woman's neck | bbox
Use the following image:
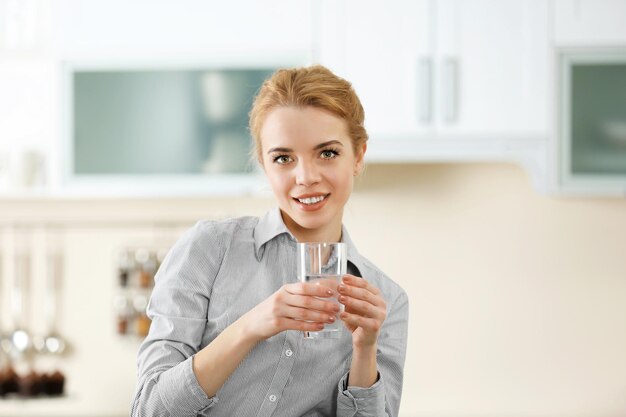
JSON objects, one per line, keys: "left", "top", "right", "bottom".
{"left": 280, "top": 210, "right": 342, "bottom": 243}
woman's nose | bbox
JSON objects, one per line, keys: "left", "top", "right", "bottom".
{"left": 295, "top": 160, "right": 321, "bottom": 186}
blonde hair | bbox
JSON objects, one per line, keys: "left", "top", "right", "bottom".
{"left": 249, "top": 65, "right": 368, "bottom": 163}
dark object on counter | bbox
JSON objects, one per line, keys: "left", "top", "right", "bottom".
{"left": 0, "top": 368, "right": 6, "bottom": 396}
{"left": 42, "top": 370, "right": 65, "bottom": 396}
{"left": 18, "top": 370, "right": 42, "bottom": 397}
{"left": 0, "top": 368, "right": 65, "bottom": 398}
{"left": 39, "top": 372, "right": 50, "bottom": 394}
{"left": 0, "top": 366, "right": 19, "bottom": 396}
{"left": 119, "top": 268, "right": 129, "bottom": 287}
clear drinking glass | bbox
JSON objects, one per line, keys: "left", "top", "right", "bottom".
{"left": 297, "top": 242, "right": 347, "bottom": 339}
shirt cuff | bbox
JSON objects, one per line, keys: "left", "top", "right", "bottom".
{"left": 157, "top": 355, "right": 218, "bottom": 415}
{"left": 336, "top": 372, "right": 385, "bottom": 417}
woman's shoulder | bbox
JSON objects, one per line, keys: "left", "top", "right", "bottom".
{"left": 168, "top": 215, "right": 260, "bottom": 260}
{"left": 183, "top": 215, "right": 260, "bottom": 241}
{"left": 192, "top": 215, "right": 259, "bottom": 236}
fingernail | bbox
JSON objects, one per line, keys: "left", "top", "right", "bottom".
{"left": 338, "top": 284, "right": 345, "bottom": 292}
{"left": 328, "top": 316, "right": 335, "bottom": 323}
{"left": 326, "top": 289, "right": 333, "bottom": 295}
{"left": 339, "top": 295, "right": 346, "bottom": 303}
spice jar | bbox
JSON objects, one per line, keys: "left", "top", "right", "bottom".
{"left": 113, "top": 295, "right": 133, "bottom": 335}
{"left": 133, "top": 294, "right": 151, "bottom": 337}
{"left": 136, "top": 314, "right": 151, "bottom": 337}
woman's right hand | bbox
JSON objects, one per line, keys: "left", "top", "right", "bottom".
{"left": 242, "top": 283, "right": 341, "bottom": 341}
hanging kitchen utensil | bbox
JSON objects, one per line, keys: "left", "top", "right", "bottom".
{"left": 0, "top": 248, "right": 11, "bottom": 361}
{"left": 7, "top": 253, "right": 33, "bottom": 360}
{"left": 34, "top": 252, "right": 66, "bottom": 355}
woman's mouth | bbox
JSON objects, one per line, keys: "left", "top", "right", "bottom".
{"left": 292, "top": 193, "right": 330, "bottom": 211}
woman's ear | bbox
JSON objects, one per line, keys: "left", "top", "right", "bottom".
{"left": 354, "top": 143, "right": 367, "bottom": 176}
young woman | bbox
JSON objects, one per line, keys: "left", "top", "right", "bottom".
{"left": 132, "top": 65, "right": 409, "bottom": 417}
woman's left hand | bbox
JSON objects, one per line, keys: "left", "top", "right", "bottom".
{"left": 338, "top": 274, "right": 387, "bottom": 348}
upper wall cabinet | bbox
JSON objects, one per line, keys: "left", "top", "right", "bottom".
{"left": 554, "top": 0, "right": 626, "bottom": 46}
{"left": 57, "top": 0, "right": 312, "bottom": 61}
{"left": 317, "top": 0, "right": 549, "bottom": 170}
{"left": 318, "top": 0, "right": 433, "bottom": 138}
{"left": 551, "top": 1, "right": 626, "bottom": 196}
{"left": 1, "top": 1, "right": 314, "bottom": 199}
{"left": 433, "top": 0, "right": 548, "bottom": 137}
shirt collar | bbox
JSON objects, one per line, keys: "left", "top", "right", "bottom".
{"left": 253, "top": 207, "right": 365, "bottom": 276}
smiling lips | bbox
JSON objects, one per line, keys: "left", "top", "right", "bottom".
{"left": 293, "top": 193, "right": 330, "bottom": 211}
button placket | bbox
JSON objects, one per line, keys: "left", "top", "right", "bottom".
{"left": 255, "top": 243, "right": 302, "bottom": 416}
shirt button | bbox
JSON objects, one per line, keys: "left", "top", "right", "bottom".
{"left": 269, "top": 394, "right": 277, "bottom": 402}
{"left": 285, "top": 349, "right": 293, "bottom": 357}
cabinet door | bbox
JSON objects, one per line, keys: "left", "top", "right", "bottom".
{"left": 58, "top": 0, "right": 312, "bottom": 58}
{"left": 554, "top": 0, "right": 626, "bottom": 46}
{"left": 560, "top": 51, "right": 626, "bottom": 192}
{"left": 335, "top": 0, "right": 433, "bottom": 138}
{"left": 435, "top": 0, "right": 549, "bottom": 136}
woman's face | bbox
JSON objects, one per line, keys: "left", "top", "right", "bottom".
{"left": 260, "top": 106, "right": 365, "bottom": 242}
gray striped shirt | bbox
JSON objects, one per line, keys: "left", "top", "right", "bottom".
{"left": 132, "top": 207, "right": 408, "bottom": 417}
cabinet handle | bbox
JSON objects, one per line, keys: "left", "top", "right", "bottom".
{"left": 442, "top": 57, "right": 459, "bottom": 124}
{"left": 418, "top": 57, "right": 433, "bottom": 124}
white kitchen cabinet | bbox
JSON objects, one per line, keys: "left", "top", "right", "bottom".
{"left": 329, "top": 0, "right": 433, "bottom": 137}
{"left": 554, "top": 0, "right": 626, "bottom": 46}
{"left": 434, "top": 0, "right": 548, "bottom": 136}
{"left": 1, "top": 1, "right": 560, "bottom": 198}
{"left": 1, "top": 1, "right": 314, "bottom": 199}
{"left": 317, "top": 0, "right": 549, "bottom": 170}
{"left": 551, "top": 48, "right": 626, "bottom": 196}
{"left": 549, "top": 1, "right": 626, "bottom": 196}
{"left": 57, "top": 0, "right": 312, "bottom": 61}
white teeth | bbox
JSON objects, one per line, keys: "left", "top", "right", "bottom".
{"left": 298, "top": 195, "right": 326, "bottom": 205}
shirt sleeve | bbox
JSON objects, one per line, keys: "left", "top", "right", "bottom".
{"left": 336, "top": 289, "right": 409, "bottom": 417}
{"left": 131, "top": 221, "right": 226, "bottom": 417}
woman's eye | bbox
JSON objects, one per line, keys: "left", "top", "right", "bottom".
{"left": 273, "top": 155, "right": 292, "bottom": 165}
{"left": 320, "top": 149, "right": 339, "bottom": 159}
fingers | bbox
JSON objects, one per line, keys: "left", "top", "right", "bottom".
{"left": 280, "top": 305, "right": 337, "bottom": 325}
{"left": 338, "top": 284, "right": 384, "bottom": 309}
{"left": 287, "top": 294, "right": 340, "bottom": 314}
{"left": 341, "top": 275, "right": 382, "bottom": 299}
{"left": 285, "top": 281, "right": 337, "bottom": 298}
{"left": 338, "top": 294, "right": 385, "bottom": 321}
{"left": 339, "top": 311, "right": 382, "bottom": 334}
{"left": 278, "top": 288, "right": 339, "bottom": 314}
{"left": 337, "top": 275, "right": 386, "bottom": 336}
{"left": 273, "top": 295, "right": 337, "bottom": 333}
{"left": 277, "top": 317, "right": 326, "bottom": 333}
{"left": 338, "top": 276, "right": 386, "bottom": 313}
{"left": 282, "top": 283, "right": 340, "bottom": 314}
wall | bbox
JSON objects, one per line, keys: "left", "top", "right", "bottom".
{"left": 1, "top": 162, "right": 626, "bottom": 417}
{"left": 349, "top": 163, "right": 626, "bottom": 417}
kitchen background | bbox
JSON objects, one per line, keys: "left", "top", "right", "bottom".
{"left": 1, "top": 1, "right": 626, "bottom": 417}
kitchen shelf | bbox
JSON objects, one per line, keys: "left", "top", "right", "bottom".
{"left": 0, "top": 393, "right": 85, "bottom": 417}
